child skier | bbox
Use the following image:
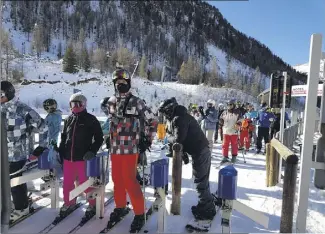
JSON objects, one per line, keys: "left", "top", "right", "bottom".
{"left": 58, "top": 93, "right": 103, "bottom": 218}
{"left": 1, "top": 81, "right": 48, "bottom": 223}
{"left": 219, "top": 99, "right": 241, "bottom": 163}
{"left": 238, "top": 118, "right": 254, "bottom": 151}
{"left": 104, "top": 68, "right": 157, "bottom": 232}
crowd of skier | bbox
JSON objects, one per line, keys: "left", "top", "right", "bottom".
{"left": 1, "top": 66, "right": 291, "bottom": 232}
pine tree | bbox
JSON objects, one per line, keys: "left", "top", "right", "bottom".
{"left": 32, "top": 24, "right": 44, "bottom": 58}
{"left": 139, "top": 55, "right": 147, "bottom": 78}
{"left": 63, "top": 46, "right": 78, "bottom": 73}
{"left": 82, "top": 48, "right": 91, "bottom": 72}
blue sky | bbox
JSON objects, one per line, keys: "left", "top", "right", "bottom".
{"left": 208, "top": 0, "right": 325, "bottom": 66}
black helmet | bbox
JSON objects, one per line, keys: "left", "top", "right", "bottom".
{"left": 1, "top": 81, "right": 15, "bottom": 101}
{"left": 158, "top": 97, "right": 178, "bottom": 118}
{"left": 100, "top": 97, "right": 110, "bottom": 115}
{"left": 43, "top": 98, "right": 57, "bottom": 112}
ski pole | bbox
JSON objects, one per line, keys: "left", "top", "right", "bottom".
{"left": 130, "top": 61, "right": 139, "bottom": 79}
{"left": 142, "top": 151, "right": 146, "bottom": 224}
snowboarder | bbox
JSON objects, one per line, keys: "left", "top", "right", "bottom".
{"left": 105, "top": 68, "right": 157, "bottom": 232}
{"left": 58, "top": 93, "right": 104, "bottom": 218}
{"left": 1, "top": 81, "right": 48, "bottom": 223}
{"left": 158, "top": 97, "right": 216, "bottom": 221}
{"left": 203, "top": 100, "right": 218, "bottom": 150}
{"left": 219, "top": 99, "right": 241, "bottom": 163}
{"left": 215, "top": 103, "right": 225, "bottom": 143}
{"left": 256, "top": 103, "right": 275, "bottom": 154}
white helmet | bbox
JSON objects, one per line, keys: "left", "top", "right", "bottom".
{"left": 218, "top": 103, "right": 224, "bottom": 110}
{"left": 207, "top": 99, "right": 216, "bottom": 107}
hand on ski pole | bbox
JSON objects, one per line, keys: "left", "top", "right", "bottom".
{"left": 32, "top": 146, "right": 47, "bottom": 157}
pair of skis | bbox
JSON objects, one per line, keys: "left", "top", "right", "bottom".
{"left": 10, "top": 192, "right": 51, "bottom": 228}
{"left": 99, "top": 198, "right": 162, "bottom": 233}
{"left": 39, "top": 196, "right": 115, "bottom": 234}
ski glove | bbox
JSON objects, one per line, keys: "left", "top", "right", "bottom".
{"left": 83, "top": 151, "right": 96, "bottom": 161}
{"left": 32, "top": 146, "right": 47, "bottom": 157}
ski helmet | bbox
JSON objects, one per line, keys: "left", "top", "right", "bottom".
{"left": 218, "top": 103, "right": 224, "bottom": 110}
{"left": 226, "top": 99, "right": 236, "bottom": 109}
{"left": 112, "top": 68, "right": 131, "bottom": 93}
{"left": 1, "top": 81, "right": 15, "bottom": 101}
{"left": 43, "top": 98, "right": 57, "bottom": 113}
{"left": 207, "top": 99, "right": 216, "bottom": 107}
{"left": 69, "top": 93, "right": 87, "bottom": 114}
{"left": 158, "top": 97, "right": 178, "bottom": 119}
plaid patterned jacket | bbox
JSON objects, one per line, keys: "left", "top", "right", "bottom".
{"left": 109, "top": 93, "right": 157, "bottom": 155}
{"left": 1, "top": 98, "right": 48, "bottom": 162}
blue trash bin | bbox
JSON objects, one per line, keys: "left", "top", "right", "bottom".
{"left": 150, "top": 158, "right": 169, "bottom": 188}
{"left": 218, "top": 165, "right": 238, "bottom": 200}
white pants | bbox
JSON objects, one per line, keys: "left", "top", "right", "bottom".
{"left": 205, "top": 130, "right": 215, "bottom": 151}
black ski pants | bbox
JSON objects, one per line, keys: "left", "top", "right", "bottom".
{"left": 10, "top": 159, "right": 29, "bottom": 210}
{"left": 256, "top": 127, "right": 270, "bottom": 151}
{"left": 191, "top": 147, "right": 214, "bottom": 208}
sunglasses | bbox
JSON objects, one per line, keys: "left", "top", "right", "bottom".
{"left": 70, "top": 101, "right": 83, "bottom": 108}
{"left": 44, "top": 104, "right": 56, "bottom": 111}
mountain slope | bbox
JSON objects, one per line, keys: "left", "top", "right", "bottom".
{"left": 294, "top": 52, "right": 325, "bottom": 80}
{"left": 2, "top": 0, "right": 306, "bottom": 87}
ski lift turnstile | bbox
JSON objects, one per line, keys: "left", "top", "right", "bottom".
{"left": 69, "top": 151, "right": 108, "bottom": 219}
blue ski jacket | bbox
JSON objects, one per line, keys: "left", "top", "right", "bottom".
{"left": 258, "top": 108, "right": 275, "bottom": 128}
{"left": 44, "top": 110, "right": 62, "bottom": 144}
{"left": 101, "top": 118, "right": 110, "bottom": 136}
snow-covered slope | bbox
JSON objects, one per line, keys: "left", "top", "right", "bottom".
{"left": 294, "top": 52, "right": 325, "bottom": 80}
{"left": 16, "top": 58, "right": 258, "bottom": 116}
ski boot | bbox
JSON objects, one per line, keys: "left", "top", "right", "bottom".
{"left": 59, "top": 204, "right": 77, "bottom": 218}
{"left": 108, "top": 207, "right": 129, "bottom": 224}
{"left": 231, "top": 156, "right": 237, "bottom": 163}
{"left": 81, "top": 205, "right": 96, "bottom": 224}
{"left": 191, "top": 202, "right": 216, "bottom": 221}
{"left": 220, "top": 157, "right": 230, "bottom": 164}
{"left": 10, "top": 207, "right": 30, "bottom": 224}
{"left": 129, "top": 214, "right": 145, "bottom": 233}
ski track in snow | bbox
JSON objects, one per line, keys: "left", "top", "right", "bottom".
{"left": 9, "top": 141, "right": 325, "bottom": 233}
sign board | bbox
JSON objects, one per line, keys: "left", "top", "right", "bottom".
{"left": 269, "top": 73, "right": 292, "bottom": 108}
{"left": 291, "top": 84, "right": 323, "bottom": 97}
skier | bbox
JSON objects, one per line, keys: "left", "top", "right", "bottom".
{"left": 42, "top": 98, "right": 63, "bottom": 180}
{"left": 197, "top": 105, "right": 206, "bottom": 132}
{"left": 214, "top": 103, "right": 225, "bottom": 143}
{"left": 105, "top": 68, "right": 157, "bottom": 232}
{"left": 256, "top": 103, "right": 275, "bottom": 154}
{"left": 244, "top": 104, "right": 258, "bottom": 146}
{"left": 236, "top": 101, "right": 246, "bottom": 117}
{"left": 58, "top": 93, "right": 104, "bottom": 218}
{"left": 238, "top": 118, "right": 254, "bottom": 151}
{"left": 203, "top": 100, "right": 218, "bottom": 150}
{"left": 1, "top": 81, "right": 48, "bottom": 223}
{"left": 219, "top": 99, "right": 241, "bottom": 163}
{"left": 159, "top": 97, "right": 216, "bottom": 222}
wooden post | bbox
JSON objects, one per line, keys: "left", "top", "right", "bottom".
{"left": 269, "top": 145, "right": 278, "bottom": 186}
{"left": 280, "top": 155, "right": 299, "bottom": 233}
{"left": 171, "top": 143, "right": 182, "bottom": 215}
{"left": 266, "top": 143, "right": 271, "bottom": 187}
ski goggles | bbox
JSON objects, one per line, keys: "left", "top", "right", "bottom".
{"left": 44, "top": 104, "right": 56, "bottom": 111}
{"left": 69, "top": 101, "right": 84, "bottom": 108}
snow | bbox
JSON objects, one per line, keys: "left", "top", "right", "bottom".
{"left": 8, "top": 139, "right": 325, "bottom": 233}
{"left": 293, "top": 53, "right": 325, "bottom": 80}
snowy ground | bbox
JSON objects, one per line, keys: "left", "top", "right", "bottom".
{"left": 8, "top": 138, "right": 325, "bottom": 233}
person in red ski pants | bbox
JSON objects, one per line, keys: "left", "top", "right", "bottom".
{"left": 239, "top": 119, "right": 253, "bottom": 151}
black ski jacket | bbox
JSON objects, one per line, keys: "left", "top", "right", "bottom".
{"left": 59, "top": 110, "right": 104, "bottom": 162}
{"left": 166, "top": 105, "right": 209, "bottom": 155}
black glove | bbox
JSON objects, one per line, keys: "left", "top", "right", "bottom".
{"left": 83, "top": 151, "right": 96, "bottom": 160}
{"left": 32, "top": 146, "right": 47, "bottom": 157}
{"left": 139, "top": 134, "right": 152, "bottom": 153}
{"left": 182, "top": 152, "right": 189, "bottom": 164}
{"left": 105, "top": 137, "right": 111, "bottom": 150}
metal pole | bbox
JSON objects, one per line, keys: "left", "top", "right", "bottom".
{"left": 1, "top": 113, "right": 11, "bottom": 234}
{"left": 278, "top": 71, "right": 287, "bottom": 181}
{"left": 296, "top": 34, "right": 322, "bottom": 233}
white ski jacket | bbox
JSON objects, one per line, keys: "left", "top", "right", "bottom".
{"left": 220, "top": 109, "right": 241, "bottom": 135}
